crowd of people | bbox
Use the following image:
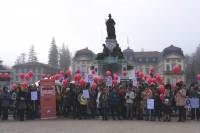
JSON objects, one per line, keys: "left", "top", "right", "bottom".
{"left": 1, "top": 77, "right": 200, "bottom": 122}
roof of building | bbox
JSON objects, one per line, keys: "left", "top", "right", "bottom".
{"left": 162, "top": 45, "right": 184, "bottom": 57}
{"left": 134, "top": 51, "right": 160, "bottom": 64}
{"left": 74, "top": 47, "right": 96, "bottom": 60}
{"left": 123, "top": 47, "right": 135, "bottom": 61}
{"left": 12, "top": 62, "right": 59, "bottom": 69}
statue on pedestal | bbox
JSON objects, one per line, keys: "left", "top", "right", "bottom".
{"left": 112, "top": 43, "right": 124, "bottom": 59}
{"left": 106, "top": 14, "right": 116, "bottom": 39}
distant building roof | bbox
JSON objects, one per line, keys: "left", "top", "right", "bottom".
{"left": 134, "top": 51, "right": 160, "bottom": 64}
{"left": 12, "top": 62, "right": 59, "bottom": 69}
{"left": 162, "top": 45, "right": 184, "bottom": 57}
{"left": 74, "top": 47, "right": 96, "bottom": 60}
{"left": 123, "top": 47, "right": 135, "bottom": 61}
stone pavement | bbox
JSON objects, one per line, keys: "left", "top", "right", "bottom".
{"left": 0, "top": 119, "right": 199, "bottom": 133}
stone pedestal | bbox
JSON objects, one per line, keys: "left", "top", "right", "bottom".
{"left": 105, "top": 39, "right": 117, "bottom": 52}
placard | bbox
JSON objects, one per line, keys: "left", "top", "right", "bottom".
{"left": 31, "top": 91, "right": 38, "bottom": 101}
{"left": 87, "top": 74, "right": 94, "bottom": 84}
{"left": 106, "top": 76, "right": 112, "bottom": 86}
{"left": 190, "top": 98, "right": 199, "bottom": 108}
{"left": 147, "top": 99, "right": 154, "bottom": 109}
{"left": 83, "top": 89, "right": 90, "bottom": 99}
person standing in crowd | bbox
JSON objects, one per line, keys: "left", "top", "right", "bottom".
{"left": 175, "top": 81, "right": 187, "bottom": 122}
{"left": 89, "top": 87, "right": 97, "bottom": 119}
{"left": 1, "top": 87, "right": 11, "bottom": 120}
{"left": 162, "top": 84, "right": 173, "bottom": 121}
{"left": 153, "top": 89, "right": 162, "bottom": 121}
{"left": 196, "top": 83, "right": 200, "bottom": 120}
{"left": 62, "top": 87, "right": 72, "bottom": 117}
{"left": 11, "top": 88, "right": 17, "bottom": 120}
{"left": 109, "top": 87, "right": 120, "bottom": 120}
{"left": 17, "top": 87, "right": 27, "bottom": 121}
{"left": 118, "top": 86, "right": 126, "bottom": 119}
{"left": 141, "top": 85, "right": 153, "bottom": 121}
{"left": 99, "top": 87, "right": 109, "bottom": 120}
{"left": 125, "top": 85, "right": 136, "bottom": 120}
{"left": 78, "top": 90, "right": 88, "bottom": 119}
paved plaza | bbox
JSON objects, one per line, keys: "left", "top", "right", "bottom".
{"left": 0, "top": 119, "right": 199, "bottom": 133}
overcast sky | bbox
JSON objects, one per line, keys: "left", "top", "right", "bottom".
{"left": 0, "top": 0, "right": 200, "bottom": 66}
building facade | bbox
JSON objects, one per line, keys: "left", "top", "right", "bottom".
{"left": 72, "top": 47, "right": 96, "bottom": 76}
{"left": 73, "top": 45, "right": 185, "bottom": 84}
{"left": 12, "top": 62, "right": 60, "bottom": 83}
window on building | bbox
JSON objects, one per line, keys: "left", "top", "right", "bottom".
{"left": 145, "top": 58, "right": 149, "bottom": 62}
{"left": 166, "top": 59, "right": 169, "bottom": 63}
{"left": 179, "top": 64, "right": 182, "bottom": 71}
{"left": 138, "top": 58, "right": 142, "bottom": 62}
{"left": 177, "top": 59, "right": 181, "bottom": 62}
{"left": 166, "top": 65, "right": 170, "bottom": 71}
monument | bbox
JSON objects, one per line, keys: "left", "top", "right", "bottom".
{"left": 95, "top": 14, "right": 128, "bottom": 76}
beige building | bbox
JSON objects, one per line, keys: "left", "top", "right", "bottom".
{"left": 73, "top": 45, "right": 185, "bottom": 84}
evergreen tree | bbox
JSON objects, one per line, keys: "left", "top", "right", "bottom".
{"left": 59, "top": 43, "right": 71, "bottom": 69}
{"left": 28, "top": 45, "right": 38, "bottom": 62}
{"left": 48, "top": 37, "right": 59, "bottom": 67}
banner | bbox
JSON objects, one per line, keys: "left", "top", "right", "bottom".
{"left": 40, "top": 79, "right": 56, "bottom": 119}
{"left": 83, "top": 89, "right": 90, "bottom": 98}
{"left": 31, "top": 91, "right": 38, "bottom": 101}
{"left": 147, "top": 99, "right": 154, "bottom": 109}
{"left": 106, "top": 76, "right": 112, "bottom": 86}
{"left": 189, "top": 98, "right": 200, "bottom": 108}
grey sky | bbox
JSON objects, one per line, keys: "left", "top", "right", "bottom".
{"left": 0, "top": 0, "right": 200, "bottom": 66}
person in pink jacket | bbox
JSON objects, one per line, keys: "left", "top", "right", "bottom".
{"left": 175, "top": 82, "right": 187, "bottom": 122}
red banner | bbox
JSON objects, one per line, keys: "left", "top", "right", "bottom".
{"left": 40, "top": 79, "right": 56, "bottom": 119}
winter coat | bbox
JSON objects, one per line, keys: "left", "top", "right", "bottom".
{"left": 109, "top": 91, "right": 119, "bottom": 106}
{"left": 99, "top": 92, "right": 109, "bottom": 108}
{"left": 125, "top": 91, "right": 135, "bottom": 104}
{"left": 1, "top": 92, "right": 11, "bottom": 107}
{"left": 175, "top": 88, "right": 186, "bottom": 106}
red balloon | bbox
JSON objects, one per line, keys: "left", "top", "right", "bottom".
{"left": 197, "top": 74, "right": 200, "bottom": 81}
{"left": 74, "top": 74, "right": 81, "bottom": 81}
{"left": 97, "top": 76, "right": 103, "bottom": 83}
{"left": 55, "top": 74, "right": 61, "bottom": 80}
{"left": 149, "top": 67, "right": 155, "bottom": 73}
{"left": 145, "top": 74, "right": 151, "bottom": 80}
{"left": 122, "top": 71, "right": 128, "bottom": 77}
{"left": 113, "top": 73, "right": 119, "bottom": 80}
{"left": 27, "top": 71, "right": 33, "bottom": 78}
{"left": 106, "top": 70, "right": 111, "bottom": 77}
{"left": 112, "top": 79, "right": 118, "bottom": 85}
{"left": 80, "top": 78, "right": 86, "bottom": 88}
{"left": 91, "top": 82, "right": 97, "bottom": 90}
{"left": 20, "top": 82, "right": 28, "bottom": 89}
{"left": 91, "top": 70, "right": 95, "bottom": 75}
{"left": 138, "top": 72, "right": 144, "bottom": 78}
{"left": 160, "top": 94, "right": 165, "bottom": 101}
{"left": 135, "top": 71, "right": 139, "bottom": 77}
{"left": 66, "top": 70, "right": 71, "bottom": 77}
{"left": 172, "top": 65, "right": 181, "bottom": 74}
{"left": 24, "top": 74, "right": 30, "bottom": 81}
{"left": 159, "top": 85, "right": 165, "bottom": 94}
{"left": 12, "top": 83, "right": 17, "bottom": 91}
{"left": 62, "top": 79, "right": 68, "bottom": 87}
{"left": 76, "top": 69, "right": 81, "bottom": 74}
{"left": 19, "top": 73, "right": 25, "bottom": 80}
{"left": 60, "top": 70, "right": 65, "bottom": 76}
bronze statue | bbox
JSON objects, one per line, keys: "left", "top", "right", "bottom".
{"left": 112, "top": 43, "right": 124, "bottom": 59}
{"left": 106, "top": 14, "right": 116, "bottom": 39}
